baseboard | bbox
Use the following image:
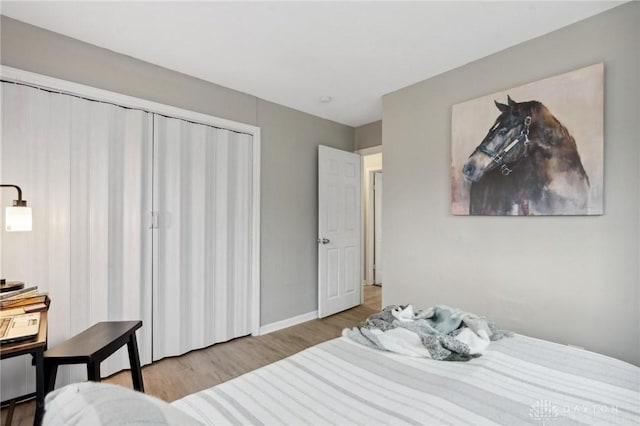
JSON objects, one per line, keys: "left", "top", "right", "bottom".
{"left": 259, "top": 310, "right": 318, "bottom": 335}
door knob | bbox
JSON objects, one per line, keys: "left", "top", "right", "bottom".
{"left": 317, "top": 238, "right": 330, "bottom": 244}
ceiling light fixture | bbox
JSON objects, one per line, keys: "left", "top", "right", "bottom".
{"left": 320, "top": 96, "right": 333, "bottom": 103}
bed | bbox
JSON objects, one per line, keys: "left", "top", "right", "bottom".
{"left": 170, "top": 334, "right": 639, "bottom": 425}
{"left": 43, "top": 332, "right": 640, "bottom": 425}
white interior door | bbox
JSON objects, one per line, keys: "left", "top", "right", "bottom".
{"left": 318, "top": 145, "right": 361, "bottom": 318}
{"left": 374, "top": 172, "right": 383, "bottom": 285}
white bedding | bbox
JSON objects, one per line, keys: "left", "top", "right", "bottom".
{"left": 172, "top": 335, "right": 640, "bottom": 425}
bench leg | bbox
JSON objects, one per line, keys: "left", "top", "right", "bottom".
{"left": 127, "top": 332, "right": 144, "bottom": 392}
{"left": 86, "top": 361, "right": 101, "bottom": 382}
{"left": 43, "top": 361, "right": 59, "bottom": 393}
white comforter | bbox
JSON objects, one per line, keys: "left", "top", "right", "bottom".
{"left": 172, "top": 335, "right": 640, "bottom": 425}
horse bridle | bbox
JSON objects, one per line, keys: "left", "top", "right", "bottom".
{"left": 478, "top": 116, "right": 532, "bottom": 176}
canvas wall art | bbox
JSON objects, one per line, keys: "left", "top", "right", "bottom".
{"left": 451, "top": 63, "right": 604, "bottom": 216}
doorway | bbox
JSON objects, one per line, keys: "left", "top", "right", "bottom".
{"left": 361, "top": 151, "right": 382, "bottom": 288}
{"left": 373, "top": 171, "right": 382, "bottom": 285}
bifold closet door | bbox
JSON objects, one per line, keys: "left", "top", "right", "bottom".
{"left": 153, "top": 115, "right": 254, "bottom": 360}
{"left": 0, "top": 83, "right": 153, "bottom": 399}
{"left": 66, "top": 95, "right": 153, "bottom": 381}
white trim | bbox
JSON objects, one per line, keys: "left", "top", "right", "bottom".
{"left": 1, "top": 65, "right": 262, "bottom": 336}
{"left": 250, "top": 128, "right": 262, "bottom": 336}
{"left": 259, "top": 311, "right": 318, "bottom": 335}
{"left": 0, "top": 66, "right": 259, "bottom": 135}
{"left": 355, "top": 145, "right": 382, "bottom": 156}
{"left": 360, "top": 158, "right": 366, "bottom": 303}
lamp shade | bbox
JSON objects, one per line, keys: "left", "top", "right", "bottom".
{"left": 6, "top": 206, "right": 32, "bottom": 231}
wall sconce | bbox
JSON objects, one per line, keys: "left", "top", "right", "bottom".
{"left": 1, "top": 184, "right": 32, "bottom": 232}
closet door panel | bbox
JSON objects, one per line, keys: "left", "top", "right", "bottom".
{"left": 186, "top": 123, "right": 207, "bottom": 349}
{"left": 212, "top": 129, "right": 230, "bottom": 344}
{"left": 1, "top": 83, "right": 153, "bottom": 398}
{"left": 228, "top": 133, "right": 253, "bottom": 338}
{"left": 119, "top": 110, "right": 153, "bottom": 361}
{"left": 203, "top": 126, "right": 224, "bottom": 345}
{"left": 154, "top": 116, "right": 181, "bottom": 358}
{"left": 153, "top": 116, "right": 254, "bottom": 360}
{"left": 1, "top": 84, "right": 74, "bottom": 399}
{"left": 68, "top": 99, "right": 154, "bottom": 379}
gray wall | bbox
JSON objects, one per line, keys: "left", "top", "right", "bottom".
{"left": 0, "top": 16, "right": 354, "bottom": 326}
{"left": 258, "top": 100, "right": 355, "bottom": 323}
{"left": 382, "top": 2, "right": 639, "bottom": 365}
{"left": 355, "top": 120, "right": 382, "bottom": 150}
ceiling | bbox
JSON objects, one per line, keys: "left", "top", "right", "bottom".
{"left": 1, "top": 1, "right": 623, "bottom": 127}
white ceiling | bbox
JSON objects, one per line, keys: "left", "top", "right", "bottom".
{"left": 1, "top": 1, "right": 623, "bottom": 127}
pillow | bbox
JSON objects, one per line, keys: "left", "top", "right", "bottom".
{"left": 43, "top": 382, "right": 202, "bottom": 425}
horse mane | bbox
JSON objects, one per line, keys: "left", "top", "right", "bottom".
{"left": 526, "top": 101, "right": 590, "bottom": 185}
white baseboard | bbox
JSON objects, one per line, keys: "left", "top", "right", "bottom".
{"left": 259, "top": 310, "right": 318, "bottom": 335}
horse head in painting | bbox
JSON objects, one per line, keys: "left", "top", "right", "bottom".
{"left": 462, "top": 96, "right": 590, "bottom": 215}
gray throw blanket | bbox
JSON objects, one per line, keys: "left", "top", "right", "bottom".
{"left": 343, "top": 304, "right": 512, "bottom": 361}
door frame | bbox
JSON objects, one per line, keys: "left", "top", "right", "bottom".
{"left": 0, "top": 66, "right": 262, "bottom": 336}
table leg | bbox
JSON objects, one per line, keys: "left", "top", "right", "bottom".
{"left": 126, "top": 332, "right": 144, "bottom": 392}
{"left": 33, "top": 349, "right": 45, "bottom": 426}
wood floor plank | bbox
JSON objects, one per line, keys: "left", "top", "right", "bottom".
{"left": 1, "top": 286, "right": 381, "bottom": 425}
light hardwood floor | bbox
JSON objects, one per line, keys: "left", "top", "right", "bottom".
{"left": 1, "top": 285, "right": 381, "bottom": 426}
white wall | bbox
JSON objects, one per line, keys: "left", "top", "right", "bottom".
{"left": 382, "top": 2, "right": 639, "bottom": 365}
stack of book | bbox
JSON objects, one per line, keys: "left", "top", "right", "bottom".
{"left": 0, "top": 285, "right": 49, "bottom": 313}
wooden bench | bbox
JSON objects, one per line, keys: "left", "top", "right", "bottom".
{"left": 43, "top": 321, "right": 144, "bottom": 394}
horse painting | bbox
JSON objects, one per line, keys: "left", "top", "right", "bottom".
{"left": 462, "top": 96, "right": 590, "bottom": 215}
